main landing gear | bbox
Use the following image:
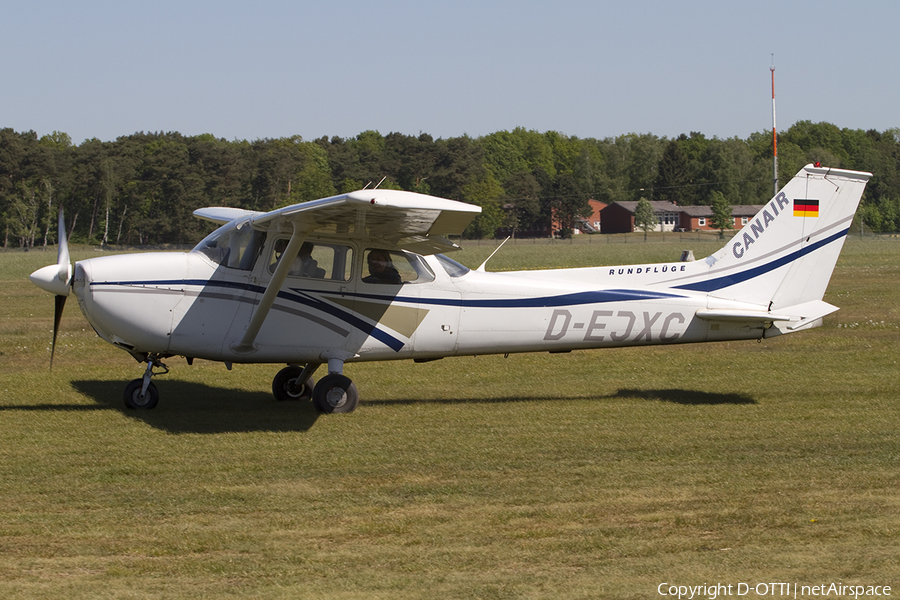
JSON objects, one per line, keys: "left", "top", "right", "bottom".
{"left": 272, "top": 364, "right": 316, "bottom": 402}
{"left": 121, "top": 354, "right": 359, "bottom": 414}
{"left": 272, "top": 359, "right": 359, "bottom": 414}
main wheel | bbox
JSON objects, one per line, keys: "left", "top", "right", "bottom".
{"left": 272, "top": 366, "right": 315, "bottom": 402}
{"left": 312, "top": 374, "right": 359, "bottom": 414}
{"left": 123, "top": 378, "right": 159, "bottom": 410}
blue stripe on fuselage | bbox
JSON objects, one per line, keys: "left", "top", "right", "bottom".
{"left": 674, "top": 228, "right": 848, "bottom": 293}
{"left": 347, "top": 288, "right": 685, "bottom": 308}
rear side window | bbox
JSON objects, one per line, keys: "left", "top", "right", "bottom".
{"left": 269, "top": 239, "right": 354, "bottom": 281}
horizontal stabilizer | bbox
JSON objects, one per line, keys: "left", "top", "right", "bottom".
{"left": 696, "top": 300, "right": 839, "bottom": 331}
{"left": 695, "top": 308, "right": 798, "bottom": 323}
{"left": 775, "top": 300, "right": 840, "bottom": 331}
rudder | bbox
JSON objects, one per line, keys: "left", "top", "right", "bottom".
{"left": 675, "top": 164, "right": 871, "bottom": 309}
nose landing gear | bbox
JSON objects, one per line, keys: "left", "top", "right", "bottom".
{"left": 123, "top": 354, "right": 168, "bottom": 410}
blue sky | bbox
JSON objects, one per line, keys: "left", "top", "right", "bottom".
{"left": 4, "top": 0, "right": 898, "bottom": 144}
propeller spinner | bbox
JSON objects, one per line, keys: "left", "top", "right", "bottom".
{"left": 29, "top": 208, "right": 73, "bottom": 369}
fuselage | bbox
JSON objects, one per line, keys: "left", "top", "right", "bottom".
{"left": 71, "top": 230, "right": 772, "bottom": 366}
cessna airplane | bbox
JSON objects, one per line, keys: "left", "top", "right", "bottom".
{"left": 30, "top": 164, "right": 871, "bottom": 413}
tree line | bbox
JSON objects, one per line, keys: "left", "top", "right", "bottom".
{"left": 2, "top": 121, "right": 899, "bottom": 248}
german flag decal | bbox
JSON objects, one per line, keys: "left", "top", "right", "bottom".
{"left": 793, "top": 199, "right": 819, "bottom": 217}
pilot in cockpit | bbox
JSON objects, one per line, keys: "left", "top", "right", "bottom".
{"left": 271, "top": 240, "right": 325, "bottom": 278}
{"left": 363, "top": 249, "right": 401, "bottom": 284}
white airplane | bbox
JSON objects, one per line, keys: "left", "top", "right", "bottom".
{"left": 30, "top": 164, "right": 871, "bottom": 413}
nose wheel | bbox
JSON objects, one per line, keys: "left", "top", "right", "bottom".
{"left": 124, "top": 379, "right": 159, "bottom": 409}
{"left": 123, "top": 354, "right": 168, "bottom": 410}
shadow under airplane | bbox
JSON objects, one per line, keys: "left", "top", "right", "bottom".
{"left": 610, "top": 388, "right": 756, "bottom": 405}
{"left": 71, "top": 379, "right": 320, "bottom": 434}
{"left": 365, "top": 388, "right": 757, "bottom": 408}
{"left": 1, "top": 383, "right": 753, "bottom": 435}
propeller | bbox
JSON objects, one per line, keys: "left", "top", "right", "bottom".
{"left": 29, "top": 208, "right": 73, "bottom": 369}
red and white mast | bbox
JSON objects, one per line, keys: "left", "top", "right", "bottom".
{"left": 771, "top": 56, "right": 778, "bottom": 194}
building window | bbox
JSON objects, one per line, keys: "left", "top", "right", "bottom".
{"left": 741, "top": 217, "right": 749, "bottom": 225}
{"left": 659, "top": 213, "right": 677, "bottom": 226}
{"left": 698, "top": 218, "right": 706, "bottom": 226}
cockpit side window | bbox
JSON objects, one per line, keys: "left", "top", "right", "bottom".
{"left": 362, "top": 249, "right": 435, "bottom": 285}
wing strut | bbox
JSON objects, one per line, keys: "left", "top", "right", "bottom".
{"left": 232, "top": 223, "right": 308, "bottom": 353}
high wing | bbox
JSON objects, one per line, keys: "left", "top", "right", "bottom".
{"left": 195, "top": 189, "right": 481, "bottom": 255}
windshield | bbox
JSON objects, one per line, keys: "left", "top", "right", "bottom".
{"left": 435, "top": 254, "right": 470, "bottom": 278}
{"left": 193, "top": 220, "right": 267, "bottom": 270}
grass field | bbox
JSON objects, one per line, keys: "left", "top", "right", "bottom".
{"left": 1, "top": 236, "right": 898, "bottom": 599}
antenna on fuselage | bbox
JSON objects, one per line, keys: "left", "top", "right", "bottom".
{"left": 477, "top": 236, "right": 511, "bottom": 272}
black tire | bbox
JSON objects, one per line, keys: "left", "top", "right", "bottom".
{"left": 123, "top": 378, "right": 159, "bottom": 410}
{"left": 272, "top": 366, "right": 315, "bottom": 402}
{"left": 312, "top": 374, "right": 359, "bottom": 414}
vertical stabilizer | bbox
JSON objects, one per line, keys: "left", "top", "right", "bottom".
{"left": 675, "top": 164, "right": 871, "bottom": 309}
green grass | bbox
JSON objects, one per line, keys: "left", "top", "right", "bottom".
{"left": 1, "top": 237, "right": 899, "bottom": 599}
